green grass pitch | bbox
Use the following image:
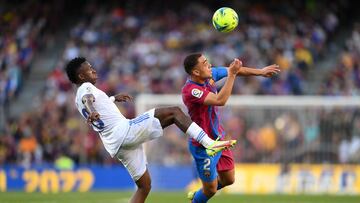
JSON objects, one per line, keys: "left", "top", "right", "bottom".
{"left": 1, "top": 191, "right": 359, "bottom": 203}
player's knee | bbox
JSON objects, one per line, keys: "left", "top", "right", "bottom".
{"left": 139, "top": 182, "right": 152, "bottom": 194}
{"left": 168, "top": 106, "right": 183, "bottom": 117}
{"left": 223, "top": 177, "right": 235, "bottom": 186}
{"left": 170, "top": 106, "right": 185, "bottom": 118}
{"left": 144, "top": 184, "right": 152, "bottom": 193}
{"left": 204, "top": 185, "right": 217, "bottom": 196}
{"left": 137, "top": 178, "right": 152, "bottom": 192}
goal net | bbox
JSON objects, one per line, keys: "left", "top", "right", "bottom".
{"left": 136, "top": 94, "right": 360, "bottom": 165}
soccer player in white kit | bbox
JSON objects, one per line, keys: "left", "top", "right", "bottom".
{"left": 65, "top": 57, "right": 236, "bottom": 203}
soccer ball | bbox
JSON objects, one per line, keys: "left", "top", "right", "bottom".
{"left": 212, "top": 7, "right": 238, "bottom": 33}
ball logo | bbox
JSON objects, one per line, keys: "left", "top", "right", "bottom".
{"left": 191, "top": 89, "right": 203, "bottom": 98}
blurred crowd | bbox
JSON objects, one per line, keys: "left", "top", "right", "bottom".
{"left": 319, "top": 22, "right": 360, "bottom": 96}
{"left": 0, "top": 1, "right": 67, "bottom": 161}
{"left": 56, "top": 1, "right": 342, "bottom": 96}
{"left": 228, "top": 107, "right": 360, "bottom": 164}
{"left": 0, "top": 1, "right": 63, "bottom": 111}
{"left": 146, "top": 106, "right": 360, "bottom": 165}
{"left": 1, "top": 0, "right": 359, "bottom": 167}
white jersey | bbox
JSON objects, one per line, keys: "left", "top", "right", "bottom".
{"left": 75, "top": 82, "right": 129, "bottom": 157}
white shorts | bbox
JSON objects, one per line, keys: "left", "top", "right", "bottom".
{"left": 115, "top": 109, "right": 163, "bottom": 181}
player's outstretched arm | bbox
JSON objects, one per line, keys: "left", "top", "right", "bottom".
{"left": 237, "top": 64, "right": 280, "bottom": 77}
{"left": 82, "top": 94, "right": 100, "bottom": 123}
{"left": 204, "top": 59, "right": 241, "bottom": 106}
{"left": 111, "top": 93, "right": 133, "bottom": 103}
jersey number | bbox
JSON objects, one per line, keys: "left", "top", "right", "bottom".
{"left": 203, "top": 158, "right": 211, "bottom": 171}
{"left": 81, "top": 109, "right": 105, "bottom": 130}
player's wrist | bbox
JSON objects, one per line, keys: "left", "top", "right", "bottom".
{"left": 259, "top": 69, "right": 266, "bottom": 76}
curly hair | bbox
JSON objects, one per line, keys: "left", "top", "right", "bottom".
{"left": 65, "top": 57, "right": 86, "bottom": 84}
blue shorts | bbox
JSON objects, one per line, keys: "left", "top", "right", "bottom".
{"left": 189, "top": 143, "right": 222, "bottom": 182}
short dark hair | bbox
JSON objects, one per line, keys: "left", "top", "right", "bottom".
{"left": 65, "top": 57, "right": 86, "bottom": 84}
{"left": 183, "top": 53, "right": 202, "bottom": 75}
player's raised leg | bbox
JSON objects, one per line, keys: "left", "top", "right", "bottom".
{"left": 154, "top": 106, "right": 236, "bottom": 154}
{"left": 130, "top": 169, "right": 151, "bottom": 203}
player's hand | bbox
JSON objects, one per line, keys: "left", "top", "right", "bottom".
{"left": 228, "top": 58, "right": 242, "bottom": 76}
{"left": 87, "top": 112, "right": 100, "bottom": 124}
{"left": 114, "top": 94, "right": 133, "bottom": 102}
{"left": 260, "top": 64, "right": 281, "bottom": 77}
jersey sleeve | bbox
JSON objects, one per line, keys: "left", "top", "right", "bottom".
{"left": 212, "top": 67, "right": 228, "bottom": 82}
{"left": 183, "top": 85, "right": 211, "bottom": 104}
{"left": 78, "top": 82, "right": 95, "bottom": 99}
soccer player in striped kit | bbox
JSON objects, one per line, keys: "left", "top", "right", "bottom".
{"left": 182, "top": 53, "right": 280, "bottom": 203}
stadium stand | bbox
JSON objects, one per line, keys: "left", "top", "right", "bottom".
{"left": 1, "top": 0, "right": 359, "bottom": 168}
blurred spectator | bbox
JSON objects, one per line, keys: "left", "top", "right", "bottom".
{"left": 0, "top": 0, "right": 64, "bottom": 128}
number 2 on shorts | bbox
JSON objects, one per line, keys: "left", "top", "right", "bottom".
{"left": 203, "top": 158, "right": 211, "bottom": 171}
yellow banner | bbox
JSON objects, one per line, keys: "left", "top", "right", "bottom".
{"left": 188, "top": 164, "right": 360, "bottom": 194}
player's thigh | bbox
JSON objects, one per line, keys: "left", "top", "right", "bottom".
{"left": 217, "top": 149, "right": 235, "bottom": 185}
{"left": 123, "top": 109, "right": 163, "bottom": 149}
{"left": 189, "top": 144, "right": 221, "bottom": 182}
{"left": 116, "top": 145, "right": 147, "bottom": 181}
{"left": 218, "top": 169, "right": 235, "bottom": 185}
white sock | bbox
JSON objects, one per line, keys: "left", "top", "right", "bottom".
{"left": 186, "top": 122, "right": 214, "bottom": 148}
